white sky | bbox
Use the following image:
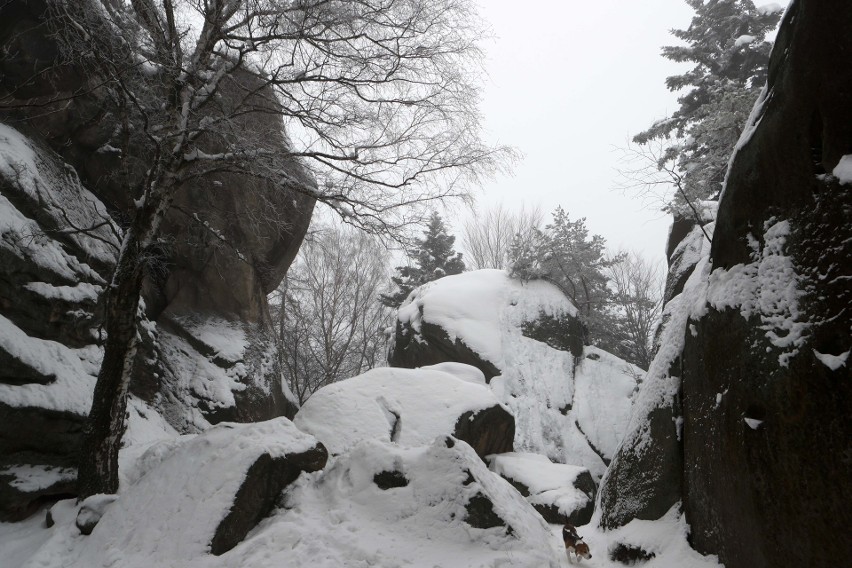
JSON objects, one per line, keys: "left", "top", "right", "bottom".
{"left": 460, "top": 0, "right": 700, "bottom": 265}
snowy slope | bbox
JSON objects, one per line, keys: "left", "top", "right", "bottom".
{"left": 8, "top": 432, "right": 565, "bottom": 567}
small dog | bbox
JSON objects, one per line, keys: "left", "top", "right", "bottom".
{"left": 563, "top": 523, "right": 592, "bottom": 563}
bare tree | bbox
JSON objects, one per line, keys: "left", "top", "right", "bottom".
{"left": 605, "top": 249, "right": 664, "bottom": 370}
{"left": 461, "top": 203, "right": 543, "bottom": 269}
{"left": 616, "top": 139, "right": 711, "bottom": 242}
{"left": 46, "top": 0, "right": 506, "bottom": 497}
{"left": 272, "top": 224, "right": 392, "bottom": 405}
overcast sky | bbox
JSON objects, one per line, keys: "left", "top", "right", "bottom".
{"left": 460, "top": 0, "right": 701, "bottom": 265}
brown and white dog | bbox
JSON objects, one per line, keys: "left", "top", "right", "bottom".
{"left": 563, "top": 523, "right": 592, "bottom": 563}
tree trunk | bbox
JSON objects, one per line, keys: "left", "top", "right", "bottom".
{"left": 77, "top": 184, "right": 174, "bottom": 498}
{"left": 77, "top": 236, "right": 145, "bottom": 497}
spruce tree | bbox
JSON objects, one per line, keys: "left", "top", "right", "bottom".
{"left": 634, "top": 0, "right": 782, "bottom": 211}
{"left": 381, "top": 212, "right": 465, "bottom": 308}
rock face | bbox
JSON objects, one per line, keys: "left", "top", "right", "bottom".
{"left": 0, "top": 0, "right": 313, "bottom": 517}
{"left": 680, "top": 2, "right": 852, "bottom": 566}
{"left": 599, "top": 2, "right": 852, "bottom": 566}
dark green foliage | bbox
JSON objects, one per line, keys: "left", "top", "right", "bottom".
{"left": 509, "top": 207, "right": 623, "bottom": 352}
{"left": 381, "top": 212, "right": 465, "bottom": 308}
{"left": 520, "top": 311, "right": 585, "bottom": 358}
{"left": 635, "top": 0, "right": 782, "bottom": 210}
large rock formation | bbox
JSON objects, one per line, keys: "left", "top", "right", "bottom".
{"left": 680, "top": 2, "right": 852, "bottom": 566}
{"left": 387, "top": 269, "right": 639, "bottom": 479}
{"left": 599, "top": 2, "right": 852, "bottom": 566}
{"left": 0, "top": 0, "right": 314, "bottom": 517}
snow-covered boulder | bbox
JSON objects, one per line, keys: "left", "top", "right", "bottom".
{"left": 294, "top": 364, "right": 514, "bottom": 458}
{"left": 387, "top": 269, "right": 640, "bottom": 478}
{"left": 251, "top": 437, "right": 562, "bottom": 567}
{"left": 489, "top": 452, "right": 596, "bottom": 525}
{"left": 20, "top": 436, "right": 562, "bottom": 567}
{"left": 25, "top": 419, "right": 326, "bottom": 565}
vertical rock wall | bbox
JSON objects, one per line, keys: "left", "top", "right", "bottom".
{"left": 598, "top": 2, "right": 852, "bottom": 566}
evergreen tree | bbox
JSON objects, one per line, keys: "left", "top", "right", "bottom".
{"left": 634, "top": 0, "right": 782, "bottom": 211}
{"left": 381, "top": 212, "right": 465, "bottom": 308}
{"left": 509, "top": 207, "right": 622, "bottom": 349}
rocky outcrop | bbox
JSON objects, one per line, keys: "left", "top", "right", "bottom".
{"left": 0, "top": 0, "right": 313, "bottom": 517}
{"left": 680, "top": 2, "right": 852, "bottom": 566}
{"left": 453, "top": 406, "right": 515, "bottom": 459}
{"left": 598, "top": 2, "right": 852, "bottom": 566}
{"left": 390, "top": 319, "right": 502, "bottom": 381}
{"left": 388, "top": 270, "right": 639, "bottom": 478}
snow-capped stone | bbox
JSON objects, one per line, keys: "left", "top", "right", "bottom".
{"left": 294, "top": 365, "right": 514, "bottom": 459}
{"left": 489, "top": 452, "right": 596, "bottom": 525}
{"left": 388, "top": 269, "right": 639, "bottom": 478}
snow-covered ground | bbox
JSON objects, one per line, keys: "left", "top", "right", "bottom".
{"left": 0, "top": 263, "right": 717, "bottom": 567}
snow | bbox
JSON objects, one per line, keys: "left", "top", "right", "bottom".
{"left": 573, "top": 347, "right": 641, "bottom": 460}
{"left": 757, "top": 3, "right": 784, "bottom": 15}
{"left": 397, "top": 269, "right": 577, "bottom": 370}
{"left": 154, "top": 327, "right": 248, "bottom": 430}
{"left": 0, "top": 465, "right": 76, "bottom": 493}
{"left": 13, "top": 434, "right": 565, "bottom": 568}
{"left": 171, "top": 315, "right": 247, "bottom": 364}
{"left": 252, "top": 439, "right": 561, "bottom": 568}
{"left": 706, "top": 218, "right": 808, "bottom": 366}
{"left": 22, "top": 419, "right": 321, "bottom": 568}
{"left": 397, "top": 269, "right": 638, "bottom": 478}
{"left": 577, "top": 505, "right": 722, "bottom": 568}
{"left": 832, "top": 154, "right": 852, "bottom": 184}
{"left": 421, "top": 361, "right": 487, "bottom": 384}
{"left": 0, "top": 314, "right": 99, "bottom": 414}
{"left": 812, "top": 349, "right": 849, "bottom": 371}
{"left": 0, "top": 505, "right": 57, "bottom": 568}
{"left": 489, "top": 452, "right": 592, "bottom": 518}
{"left": 490, "top": 452, "right": 586, "bottom": 494}
{"left": 23, "top": 282, "right": 101, "bottom": 303}
{"left": 0, "top": 123, "right": 119, "bottom": 271}
{"left": 294, "top": 365, "right": 503, "bottom": 455}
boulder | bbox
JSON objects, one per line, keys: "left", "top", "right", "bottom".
{"left": 63, "top": 419, "right": 327, "bottom": 562}
{"left": 294, "top": 364, "right": 513, "bottom": 459}
{"left": 272, "top": 437, "right": 560, "bottom": 566}
{"left": 679, "top": 2, "right": 852, "bottom": 566}
{"left": 453, "top": 406, "right": 515, "bottom": 459}
{"left": 211, "top": 443, "right": 327, "bottom": 555}
{"left": 489, "top": 452, "right": 596, "bottom": 525}
{"left": 597, "top": 223, "right": 710, "bottom": 530}
{"left": 387, "top": 269, "right": 637, "bottom": 477}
